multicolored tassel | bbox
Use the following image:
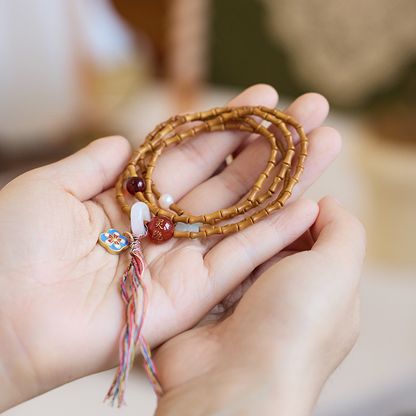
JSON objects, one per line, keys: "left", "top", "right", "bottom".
{"left": 105, "top": 227, "right": 163, "bottom": 407}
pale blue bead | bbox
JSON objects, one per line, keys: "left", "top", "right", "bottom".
{"left": 175, "top": 215, "right": 203, "bottom": 239}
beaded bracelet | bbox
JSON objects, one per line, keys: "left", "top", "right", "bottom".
{"left": 116, "top": 105, "right": 308, "bottom": 243}
{"left": 99, "top": 105, "right": 307, "bottom": 406}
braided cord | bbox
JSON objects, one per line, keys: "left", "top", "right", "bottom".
{"left": 105, "top": 227, "right": 162, "bottom": 407}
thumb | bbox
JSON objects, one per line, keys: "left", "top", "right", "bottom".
{"left": 311, "top": 196, "right": 367, "bottom": 275}
{"left": 39, "top": 136, "right": 131, "bottom": 202}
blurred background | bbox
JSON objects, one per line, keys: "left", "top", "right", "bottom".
{"left": 2, "top": 0, "right": 416, "bottom": 415}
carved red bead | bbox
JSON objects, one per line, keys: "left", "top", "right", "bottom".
{"left": 148, "top": 216, "right": 174, "bottom": 244}
{"left": 126, "top": 177, "right": 145, "bottom": 195}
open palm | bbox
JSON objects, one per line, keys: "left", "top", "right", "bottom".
{"left": 0, "top": 85, "right": 340, "bottom": 408}
{"left": 152, "top": 194, "right": 365, "bottom": 415}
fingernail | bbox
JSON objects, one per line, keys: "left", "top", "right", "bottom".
{"left": 333, "top": 197, "right": 343, "bottom": 207}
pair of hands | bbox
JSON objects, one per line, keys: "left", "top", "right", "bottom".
{"left": 0, "top": 85, "right": 366, "bottom": 415}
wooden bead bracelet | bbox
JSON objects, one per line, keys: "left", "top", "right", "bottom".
{"left": 115, "top": 105, "right": 308, "bottom": 244}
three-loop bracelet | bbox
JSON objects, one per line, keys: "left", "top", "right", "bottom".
{"left": 115, "top": 105, "right": 308, "bottom": 244}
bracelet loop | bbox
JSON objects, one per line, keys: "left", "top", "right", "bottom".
{"left": 116, "top": 105, "right": 308, "bottom": 240}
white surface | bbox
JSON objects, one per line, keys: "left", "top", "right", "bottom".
{"left": 4, "top": 367, "right": 157, "bottom": 416}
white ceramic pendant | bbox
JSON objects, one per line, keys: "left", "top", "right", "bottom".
{"left": 131, "top": 202, "right": 151, "bottom": 236}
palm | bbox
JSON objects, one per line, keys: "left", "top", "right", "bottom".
{"left": 154, "top": 215, "right": 362, "bottom": 396}
{"left": 0, "top": 85, "right": 341, "bottom": 395}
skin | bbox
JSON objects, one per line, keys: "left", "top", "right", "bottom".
{"left": 0, "top": 85, "right": 366, "bottom": 414}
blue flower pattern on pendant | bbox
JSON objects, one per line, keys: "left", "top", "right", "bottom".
{"left": 98, "top": 229, "right": 130, "bottom": 255}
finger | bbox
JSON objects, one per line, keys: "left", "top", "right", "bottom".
{"left": 203, "top": 199, "right": 319, "bottom": 299}
{"left": 232, "top": 93, "right": 328, "bottom": 158}
{"left": 284, "top": 126, "right": 341, "bottom": 201}
{"left": 152, "top": 84, "right": 278, "bottom": 200}
{"left": 177, "top": 132, "right": 269, "bottom": 214}
{"left": 38, "top": 136, "right": 132, "bottom": 202}
{"left": 180, "top": 125, "right": 341, "bottom": 254}
{"left": 270, "top": 92, "right": 329, "bottom": 144}
{"left": 179, "top": 103, "right": 338, "bottom": 217}
{"left": 311, "top": 196, "right": 367, "bottom": 275}
{"left": 248, "top": 126, "right": 341, "bottom": 212}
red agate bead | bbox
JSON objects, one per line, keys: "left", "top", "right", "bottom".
{"left": 127, "top": 177, "right": 145, "bottom": 195}
{"left": 148, "top": 216, "right": 174, "bottom": 244}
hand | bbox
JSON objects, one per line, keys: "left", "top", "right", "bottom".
{"left": 153, "top": 196, "right": 366, "bottom": 416}
{"left": 0, "top": 85, "right": 340, "bottom": 411}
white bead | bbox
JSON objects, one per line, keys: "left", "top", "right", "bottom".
{"left": 131, "top": 202, "right": 151, "bottom": 236}
{"left": 159, "top": 194, "right": 174, "bottom": 210}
